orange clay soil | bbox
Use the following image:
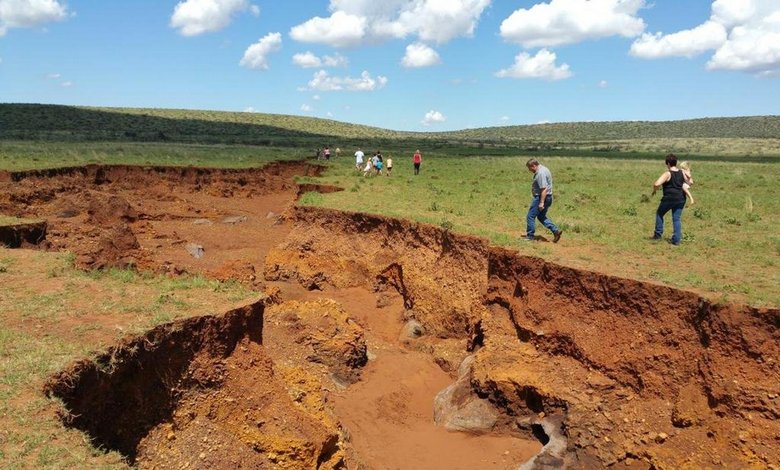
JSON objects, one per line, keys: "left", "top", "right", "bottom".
{"left": 2, "top": 164, "right": 776, "bottom": 469}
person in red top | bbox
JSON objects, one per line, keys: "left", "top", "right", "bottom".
{"left": 413, "top": 149, "right": 422, "bottom": 175}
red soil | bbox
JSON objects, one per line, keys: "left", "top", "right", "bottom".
{"left": 7, "top": 163, "right": 776, "bottom": 469}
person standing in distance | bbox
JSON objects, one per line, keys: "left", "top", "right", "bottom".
{"left": 651, "top": 153, "right": 686, "bottom": 245}
{"left": 413, "top": 149, "right": 422, "bottom": 175}
{"left": 524, "top": 158, "right": 562, "bottom": 243}
{"left": 355, "top": 148, "right": 365, "bottom": 171}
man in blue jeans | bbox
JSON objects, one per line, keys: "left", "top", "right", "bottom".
{"left": 524, "top": 158, "right": 562, "bottom": 243}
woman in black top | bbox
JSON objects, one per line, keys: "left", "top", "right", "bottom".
{"left": 651, "top": 153, "right": 687, "bottom": 245}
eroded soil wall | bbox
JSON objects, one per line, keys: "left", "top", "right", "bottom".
{"left": 266, "top": 205, "right": 780, "bottom": 469}
{"left": 44, "top": 302, "right": 264, "bottom": 460}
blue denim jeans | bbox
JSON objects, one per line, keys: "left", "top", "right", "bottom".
{"left": 654, "top": 200, "right": 685, "bottom": 244}
{"left": 526, "top": 195, "right": 559, "bottom": 239}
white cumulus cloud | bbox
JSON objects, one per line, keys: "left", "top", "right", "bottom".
{"left": 239, "top": 32, "right": 282, "bottom": 70}
{"left": 301, "top": 103, "right": 313, "bottom": 113}
{"left": 243, "top": 106, "right": 256, "bottom": 112}
{"left": 598, "top": 80, "right": 609, "bottom": 88}
{"left": 290, "top": 10, "right": 367, "bottom": 47}
{"left": 292, "top": 51, "right": 322, "bottom": 68}
{"left": 290, "top": 0, "right": 490, "bottom": 47}
{"left": 500, "top": 0, "right": 646, "bottom": 48}
{"left": 630, "top": 20, "right": 728, "bottom": 58}
{"left": 630, "top": 0, "right": 780, "bottom": 77}
{"left": 307, "top": 70, "right": 388, "bottom": 92}
{"left": 171, "top": 0, "right": 259, "bottom": 36}
{"left": 292, "top": 51, "right": 348, "bottom": 68}
{"left": 60, "top": 80, "right": 72, "bottom": 87}
{"left": 401, "top": 42, "right": 441, "bottom": 68}
{"left": 0, "top": 0, "right": 69, "bottom": 36}
{"left": 422, "top": 110, "right": 446, "bottom": 125}
{"left": 495, "top": 49, "right": 572, "bottom": 80}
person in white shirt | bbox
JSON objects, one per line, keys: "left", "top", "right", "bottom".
{"left": 355, "top": 148, "right": 365, "bottom": 171}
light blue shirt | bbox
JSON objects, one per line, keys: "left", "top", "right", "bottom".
{"left": 532, "top": 165, "right": 553, "bottom": 197}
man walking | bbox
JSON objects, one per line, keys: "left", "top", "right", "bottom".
{"left": 524, "top": 158, "right": 562, "bottom": 243}
{"left": 355, "top": 148, "right": 364, "bottom": 171}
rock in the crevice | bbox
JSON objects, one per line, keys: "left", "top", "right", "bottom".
{"left": 434, "top": 355, "right": 500, "bottom": 433}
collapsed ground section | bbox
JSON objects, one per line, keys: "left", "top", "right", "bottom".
{"left": 10, "top": 164, "right": 778, "bottom": 469}
{"left": 265, "top": 205, "right": 780, "bottom": 469}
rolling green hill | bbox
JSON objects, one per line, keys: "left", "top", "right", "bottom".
{"left": 1, "top": 104, "right": 778, "bottom": 152}
{"left": 449, "top": 116, "right": 780, "bottom": 141}
{"left": 0, "top": 103, "right": 413, "bottom": 145}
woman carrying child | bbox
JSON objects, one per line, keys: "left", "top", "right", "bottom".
{"left": 651, "top": 153, "right": 687, "bottom": 245}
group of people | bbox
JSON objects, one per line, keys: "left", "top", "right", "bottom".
{"left": 354, "top": 148, "right": 422, "bottom": 176}
{"left": 524, "top": 154, "right": 695, "bottom": 245}
{"left": 331, "top": 146, "right": 695, "bottom": 246}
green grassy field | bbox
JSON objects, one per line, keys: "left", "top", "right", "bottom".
{"left": 300, "top": 153, "right": 780, "bottom": 307}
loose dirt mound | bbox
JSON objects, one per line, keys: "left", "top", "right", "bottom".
{"left": 265, "top": 299, "right": 368, "bottom": 383}
{"left": 265, "top": 205, "right": 780, "bottom": 469}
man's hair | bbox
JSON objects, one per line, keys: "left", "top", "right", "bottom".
{"left": 526, "top": 158, "right": 539, "bottom": 167}
{"left": 665, "top": 153, "right": 678, "bottom": 167}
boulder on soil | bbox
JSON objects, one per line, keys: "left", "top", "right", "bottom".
{"left": 434, "top": 355, "right": 500, "bottom": 433}
{"left": 222, "top": 215, "right": 248, "bottom": 225}
{"left": 399, "top": 319, "right": 425, "bottom": 342}
{"left": 186, "top": 243, "right": 205, "bottom": 259}
{"left": 518, "top": 415, "right": 569, "bottom": 470}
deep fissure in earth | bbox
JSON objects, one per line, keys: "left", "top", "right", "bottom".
{"left": 1, "top": 163, "right": 776, "bottom": 469}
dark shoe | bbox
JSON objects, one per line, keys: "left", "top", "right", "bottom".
{"left": 553, "top": 230, "right": 562, "bottom": 243}
{"left": 521, "top": 237, "right": 534, "bottom": 242}
{"left": 651, "top": 235, "right": 662, "bottom": 241}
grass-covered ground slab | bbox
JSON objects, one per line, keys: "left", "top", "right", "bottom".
{"left": 0, "top": 249, "right": 257, "bottom": 468}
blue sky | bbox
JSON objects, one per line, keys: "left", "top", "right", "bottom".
{"left": 1, "top": 0, "right": 778, "bottom": 131}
